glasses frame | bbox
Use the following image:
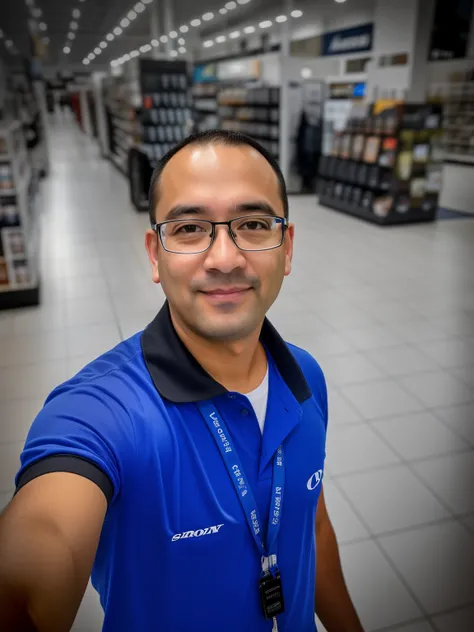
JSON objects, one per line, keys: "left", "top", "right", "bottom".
{"left": 151, "top": 215, "right": 289, "bottom": 255}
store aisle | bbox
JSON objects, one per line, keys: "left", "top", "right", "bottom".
{"left": 1, "top": 119, "right": 474, "bottom": 632}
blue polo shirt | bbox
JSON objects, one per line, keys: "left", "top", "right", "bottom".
{"left": 15, "top": 303, "right": 328, "bottom": 632}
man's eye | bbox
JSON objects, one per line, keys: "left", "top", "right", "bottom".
{"left": 240, "top": 221, "right": 269, "bottom": 231}
{"left": 176, "top": 224, "right": 205, "bottom": 234}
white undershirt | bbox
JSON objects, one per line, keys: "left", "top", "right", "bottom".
{"left": 243, "top": 366, "right": 269, "bottom": 434}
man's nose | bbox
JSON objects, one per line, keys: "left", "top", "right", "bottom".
{"left": 203, "top": 225, "right": 246, "bottom": 273}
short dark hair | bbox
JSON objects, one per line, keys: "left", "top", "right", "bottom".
{"left": 148, "top": 129, "right": 289, "bottom": 225}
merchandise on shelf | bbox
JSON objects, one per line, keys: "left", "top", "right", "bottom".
{"left": 192, "top": 82, "right": 219, "bottom": 133}
{"left": 217, "top": 86, "right": 280, "bottom": 159}
{"left": 0, "top": 120, "right": 39, "bottom": 308}
{"left": 318, "top": 101, "right": 443, "bottom": 225}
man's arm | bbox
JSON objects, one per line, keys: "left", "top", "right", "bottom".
{"left": 0, "top": 472, "right": 107, "bottom": 632}
{"left": 314, "top": 486, "right": 364, "bottom": 632}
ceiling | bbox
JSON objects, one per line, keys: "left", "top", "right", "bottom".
{"left": 0, "top": 0, "right": 282, "bottom": 70}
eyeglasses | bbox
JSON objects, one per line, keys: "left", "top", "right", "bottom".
{"left": 152, "top": 215, "right": 288, "bottom": 254}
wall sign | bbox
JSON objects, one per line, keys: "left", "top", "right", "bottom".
{"left": 193, "top": 63, "right": 217, "bottom": 83}
{"left": 322, "top": 23, "right": 373, "bottom": 56}
{"left": 429, "top": 0, "right": 474, "bottom": 61}
{"left": 217, "top": 58, "right": 261, "bottom": 81}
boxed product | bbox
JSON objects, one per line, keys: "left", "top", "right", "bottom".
{"left": 363, "top": 136, "right": 381, "bottom": 163}
{"left": 373, "top": 195, "right": 393, "bottom": 218}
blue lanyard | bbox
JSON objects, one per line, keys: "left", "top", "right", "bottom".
{"left": 198, "top": 400, "right": 285, "bottom": 574}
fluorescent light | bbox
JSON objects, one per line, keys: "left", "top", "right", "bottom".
{"left": 114, "top": 27, "right": 123, "bottom": 35}
{"left": 301, "top": 67, "right": 312, "bottom": 78}
{"left": 68, "top": 32, "right": 76, "bottom": 40}
{"left": 120, "top": 18, "right": 130, "bottom": 28}
{"left": 39, "top": 22, "right": 47, "bottom": 31}
{"left": 151, "top": 39, "right": 159, "bottom": 46}
{"left": 89, "top": 53, "right": 95, "bottom": 60}
{"left": 216, "top": 35, "right": 226, "bottom": 43}
{"left": 169, "top": 30, "right": 178, "bottom": 38}
{"left": 178, "top": 37, "right": 185, "bottom": 45}
{"left": 42, "top": 37, "right": 50, "bottom": 44}
{"left": 229, "top": 30, "right": 241, "bottom": 39}
{"left": 203, "top": 40, "right": 214, "bottom": 48}
{"left": 190, "top": 18, "right": 201, "bottom": 27}
{"left": 160, "top": 34, "right": 168, "bottom": 42}
{"left": 83, "top": 59, "right": 90, "bottom": 65}
{"left": 179, "top": 25, "right": 189, "bottom": 33}
{"left": 140, "top": 44, "right": 152, "bottom": 53}
{"left": 291, "top": 10, "right": 303, "bottom": 18}
{"left": 225, "top": 1, "right": 237, "bottom": 9}
{"left": 259, "top": 20, "right": 272, "bottom": 28}
{"left": 178, "top": 47, "right": 186, "bottom": 54}
{"left": 170, "top": 50, "right": 178, "bottom": 57}
{"left": 111, "top": 60, "right": 118, "bottom": 67}
{"left": 106, "top": 33, "right": 114, "bottom": 41}
{"left": 219, "top": 8, "right": 228, "bottom": 14}
{"left": 123, "top": 53, "right": 131, "bottom": 61}
{"left": 237, "top": 0, "right": 251, "bottom": 3}
{"left": 335, "top": 0, "right": 347, "bottom": 3}
{"left": 70, "top": 21, "right": 78, "bottom": 30}
{"left": 202, "top": 12, "right": 214, "bottom": 21}
{"left": 94, "top": 47, "right": 101, "bottom": 55}
{"left": 32, "top": 8, "right": 42, "bottom": 17}
{"left": 135, "top": 2, "right": 146, "bottom": 12}
{"left": 243, "top": 25, "right": 256, "bottom": 34}
{"left": 130, "top": 50, "right": 139, "bottom": 58}
{"left": 275, "top": 15, "right": 287, "bottom": 23}
{"left": 72, "top": 9, "right": 81, "bottom": 19}
{"left": 99, "top": 42, "right": 107, "bottom": 49}
{"left": 128, "top": 10, "right": 137, "bottom": 20}
{"left": 143, "top": 0, "right": 153, "bottom": 4}
{"left": 63, "top": 46, "right": 71, "bottom": 54}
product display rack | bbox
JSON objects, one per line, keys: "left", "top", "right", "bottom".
{"left": 193, "top": 82, "right": 219, "bottom": 133}
{"left": 218, "top": 86, "right": 280, "bottom": 159}
{"left": 430, "top": 81, "right": 474, "bottom": 164}
{"left": 318, "top": 101, "right": 444, "bottom": 225}
{"left": 103, "top": 59, "right": 192, "bottom": 211}
{"left": 0, "top": 120, "right": 39, "bottom": 309}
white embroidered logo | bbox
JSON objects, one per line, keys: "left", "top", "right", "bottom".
{"left": 171, "top": 524, "right": 224, "bottom": 542}
{"left": 307, "top": 469, "right": 323, "bottom": 491}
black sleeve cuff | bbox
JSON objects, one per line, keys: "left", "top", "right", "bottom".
{"left": 15, "top": 455, "right": 115, "bottom": 505}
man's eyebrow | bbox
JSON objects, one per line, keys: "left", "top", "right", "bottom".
{"left": 163, "top": 205, "right": 209, "bottom": 221}
{"left": 234, "top": 202, "right": 278, "bottom": 216}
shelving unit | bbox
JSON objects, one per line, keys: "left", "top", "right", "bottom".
{"left": 0, "top": 120, "right": 39, "bottom": 309}
{"left": 318, "top": 102, "right": 443, "bottom": 225}
{"left": 218, "top": 87, "right": 280, "bottom": 159}
{"left": 430, "top": 81, "right": 474, "bottom": 164}
{"left": 193, "top": 83, "right": 219, "bottom": 133}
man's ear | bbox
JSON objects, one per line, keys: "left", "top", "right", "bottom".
{"left": 145, "top": 229, "right": 161, "bottom": 284}
{"left": 284, "top": 223, "right": 294, "bottom": 277}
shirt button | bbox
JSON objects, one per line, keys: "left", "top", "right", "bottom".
{"left": 240, "top": 409, "right": 249, "bottom": 416}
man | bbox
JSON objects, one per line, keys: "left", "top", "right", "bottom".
{"left": 0, "top": 131, "right": 364, "bottom": 632}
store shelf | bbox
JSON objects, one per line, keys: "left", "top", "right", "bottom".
{"left": 319, "top": 195, "right": 435, "bottom": 226}
{"left": 444, "top": 152, "right": 474, "bottom": 165}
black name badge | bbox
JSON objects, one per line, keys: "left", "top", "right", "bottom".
{"left": 259, "top": 572, "right": 285, "bottom": 620}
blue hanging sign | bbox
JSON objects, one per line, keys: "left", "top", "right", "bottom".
{"left": 322, "top": 23, "right": 373, "bottom": 56}
{"left": 193, "top": 63, "right": 218, "bottom": 83}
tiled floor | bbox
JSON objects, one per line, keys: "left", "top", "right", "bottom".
{"left": 1, "top": 118, "right": 474, "bottom": 632}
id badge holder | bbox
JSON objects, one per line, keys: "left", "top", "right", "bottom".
{"left": 259, "top": 571, "right": 285, "bottom": 620}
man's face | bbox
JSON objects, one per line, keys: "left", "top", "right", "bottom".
{"left": 145, "top": 143, "right": 294, "bottom": 342}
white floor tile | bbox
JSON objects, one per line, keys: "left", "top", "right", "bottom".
{"left": 322, "top": 480, "right": 370, "bottom": 544}
{"left": 364, "top": 345, "right": 439, "bottom": 377}
{"left": 0, "top": 490, "right": 14, "bottom": 513}
{"left": 0, "top": 442, "right": 23, "bottom": 493}
{"left": 326, "top": 389, "right": 363, "bottom": 426}
{"left": 0, "top": 398, "right": 43, "bottom": 444}
{"left": 0, "top": 360, "right": 70, "bottom": 402}
{"left": 399, "top": 371, "right": 474, "bottom": 409}
{"left": 435, "top": 403, "right": 474, "bottom": 446}
{"left": 415, "top": 337, "right": 474, "bottom": 369}
{"left": 379, "top": 521, "right": 474, "bottom": 614}
{"left": 338, "top": 539, "right": 423, "bottom": 631}
{"left": 326, "top": 424, "right": 400, "bottom": 476}
{"left": 337, "top": 465, "right": 450, "bottom": 534}
{"left": 66, "top": 323, "right": 122, "bottom": 359}
{"left": 72, "top": 581, "right": 104, "bottom": 631}
{"left": 432, "top": 605, "right": 474, "bottom": 632}
{"left": 342, "top": 380, "right": 424, "bottom": 420}
{"left": 380, "top": 621, "right": 433, "bottom": 632}
{"left": 412, "top": 452, "right": 474, "bottom": 515}
{"left": 341, "top": 324, "right": 403, "bottom": 351}
{"left": 372, "top": 411, "right": 470, "bottom": 460}
{"left": 319, "top": 353, "right": 385, "bottom": 387}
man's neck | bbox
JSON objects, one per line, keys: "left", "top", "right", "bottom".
{"left": 170, "top": 309, "right": 268, "bottom": 394}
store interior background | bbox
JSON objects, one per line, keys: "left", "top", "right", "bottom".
{"left": 1, "top": 0, "right": 474, "bottom": 631}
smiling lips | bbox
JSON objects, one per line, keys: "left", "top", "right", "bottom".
{"left": 201, "top": 287, "right": 252, "bottom": 301}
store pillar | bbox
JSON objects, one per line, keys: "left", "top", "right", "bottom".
{"left": 279, "top": 0, "right": 293, "bottom": 184}
{"left": 150, "top": 0, "right": 161, "bottom": 60}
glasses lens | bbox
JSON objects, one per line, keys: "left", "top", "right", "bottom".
{"left": 231, "top": 216, "right": 283, "bottom": 251}
{"left": 161, "top": 220, "right": 212, "bottom": 253}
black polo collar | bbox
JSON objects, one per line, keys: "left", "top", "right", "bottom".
{"left": 141, "top": 302, "right": 312, "bottom": 405}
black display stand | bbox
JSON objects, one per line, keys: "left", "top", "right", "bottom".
{"left": 218, "top": 86, "right": 280, "bottom": 159}
{"left": 318, "top": 102, "right": 444, "bottom": 225}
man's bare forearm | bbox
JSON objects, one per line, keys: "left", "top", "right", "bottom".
{"left": 315, "top": 518, "right": 364, "bottom": 632}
